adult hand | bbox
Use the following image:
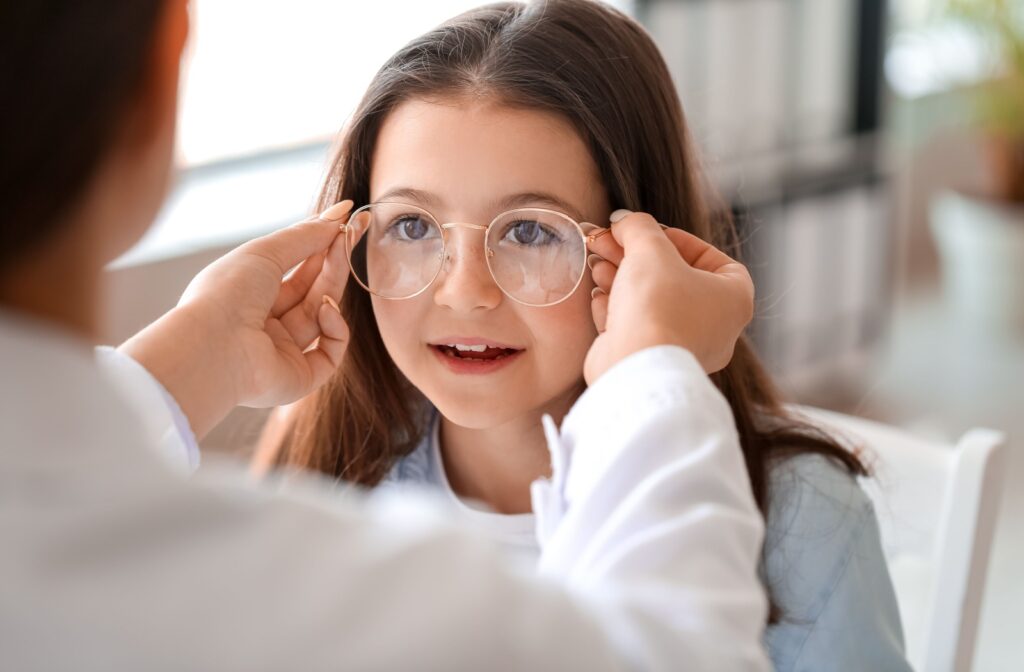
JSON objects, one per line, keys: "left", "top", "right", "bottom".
{"left": 583, "top": 210, "right": 754, "bottom": 384}
{"left": 119, "top": 200, "right": 354, "bottom": 439}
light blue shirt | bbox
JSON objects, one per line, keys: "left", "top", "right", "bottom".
{"left": 760, "top": 453, "right": 910, "bottom": 671}
{"left": 384, "top": 412, "right": 912, "bottom": 672}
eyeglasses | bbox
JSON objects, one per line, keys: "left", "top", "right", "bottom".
{"left": 339, "top": 202, "right": 610, "bottom": 307}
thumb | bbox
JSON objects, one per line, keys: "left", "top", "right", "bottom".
{"left": 239, "top": 199, "right": 354, "bottom": 277}
{"left": 662, "top": 228, "right": 740, "bottom": 275}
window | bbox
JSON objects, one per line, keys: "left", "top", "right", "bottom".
{"left": 180, "top": 0, "right": 634, "bottom": 166}
{"left": 115, "top": 0, "right": 634, "bottom": 267}
{"left": 179, "top": 0, "right": 490, "bottom": 166}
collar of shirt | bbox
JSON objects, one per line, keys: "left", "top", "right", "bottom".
{"left": 381, "top": 409, "right": 541, "bottom": 558}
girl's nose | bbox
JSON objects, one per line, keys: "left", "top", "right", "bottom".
{"left": 432, "top": 230, "right": 502, "bottom": 312}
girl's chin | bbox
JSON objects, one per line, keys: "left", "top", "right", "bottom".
{"left": 425, "top": 382, "right": 586, "bottom": 432}
{"left": 430, "top": 397, "right": 529, "bottom": 430}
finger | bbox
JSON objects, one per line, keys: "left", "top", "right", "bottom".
{"left": 718, "top": 261, "right": 755, "bottom": 297}
{"left": 302, "top": 221, "right": 351, "bottom": 310}
{"left": 590, "top": 289, "right": 609, "bottom": 333}
{"left": 271, "top": 251, "right": 326, "bottom": 317}
{"left": 586, "top": 229, "right": 624, "bottom": 266}
{"left": 662, "top": 228, "right": 739, "bottom": 274}
{"left": 589, "top": 258, "right": 617, "bottom": 292}
{"left": 301, "top": 303, "right": 350, "bottom": 389}
{"left": 277, "top": 229, "right": 351, "bottom": 344}
{"left": 662, "top": 230, "right": 755, "bottom": 303}
{"left": 609, "top": 211, "right": 675, "bottom": 257}
{"left": 318, "top": 298, "right": 350, "bottom": 341}
{"left": 724, "top": 262, "right": 756, "bottom": 305}
{"left": 239, "top": 199, "right": 354, "bottom": 278}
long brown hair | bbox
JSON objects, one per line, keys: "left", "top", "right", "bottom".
{"left": 262, "top": 0, "right": 867, "bottom": 620}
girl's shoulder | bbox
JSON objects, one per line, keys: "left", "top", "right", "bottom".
{"left": 762, "top": 452, "right": 879, "bottom": 582}
{"left": 762, "top": 452, "right": 881, "bottom": 612}
{"left": 762, "top": 453, "right": 908, "bottom": 671}
{"left": 764, "top": 452, "right": 874, "bottom": 543}
{"left": 378, "top": 437, "right": 432, "bottom": 487}
{"left": 378, "top": 408, "right": 438, "bottom": 488}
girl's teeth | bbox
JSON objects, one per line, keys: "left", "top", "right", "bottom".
{"left": 450, "top": 343, "right": 488, "bottom": 352}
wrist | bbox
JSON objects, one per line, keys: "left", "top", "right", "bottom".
{"left": 118, "top": 303, "right": 241, "bottom": 439}
{"left": 643, "top": 325, "right": 714, "bottom": 373}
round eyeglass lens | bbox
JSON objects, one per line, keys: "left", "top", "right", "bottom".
{"left": 344, "top": 203, "right": 444, "bottom": 299}
{"left": 485, "top": 209, "right": 586, "bottom": 306}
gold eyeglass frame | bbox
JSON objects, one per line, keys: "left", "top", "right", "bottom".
{"left": 339, "top": 201, "right": 613, "bottom": 307}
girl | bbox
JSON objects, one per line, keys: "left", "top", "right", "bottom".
{"left": 258, "top": 1, "right": 910, "bottom": 669}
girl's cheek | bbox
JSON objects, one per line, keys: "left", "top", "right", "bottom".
{"left": 528, "top": 295, "right": 597, "bottom": 358}
{"left": 370, "top": 299, "right": 421, "bottom": 364}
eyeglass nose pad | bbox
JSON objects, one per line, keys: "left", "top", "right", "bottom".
{"left": 437, "top": 243, "right": 498, "bottom": 291}
{"left": 439, "top": 244, "right": 493, "bottom": 265}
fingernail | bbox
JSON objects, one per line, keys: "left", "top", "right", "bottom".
{"left": 586, "top": 254, "right": 603, "bottom": 271}
{"left": 320, "top": 199, "right": 354, "bottom": 221}
{"left": 322, "top": 294, "right": 341, "bottom": 314}
{"left": 591, "top": 287, "right": 606, "bottom": 299}
{"left": 610, "top": 209, "right": 632, "bottom": 223}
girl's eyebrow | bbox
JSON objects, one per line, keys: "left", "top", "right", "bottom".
{"left": 495, "top": 191, "right": 586, "bottom": 222}
{"left": 375, "top": 186, "right": 440, "bottom": 206}
{"left": 375, "top": 186, "right": 587, "bottom": 222}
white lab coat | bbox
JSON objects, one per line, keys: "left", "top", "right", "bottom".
{"left": 0, "top": 309, "right": 768, "bottom": 671}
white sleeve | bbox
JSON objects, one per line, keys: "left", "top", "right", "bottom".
{"left": 95, "top": 345, "right": 200, "bottom": 472}
{"left": 532, "top": 345, "right": 769, "bottom": 671}
{"left": 79, "top": 344, "right": 768, "bottom": 671}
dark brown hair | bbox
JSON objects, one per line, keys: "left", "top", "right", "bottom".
{"left": 0, "top": 1, "right": 166, "bottom": 271}
{"left": 262, "top": 0, "right": 867, "bottom": 621}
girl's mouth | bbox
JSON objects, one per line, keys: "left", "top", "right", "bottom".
{"left": 433, "top": 344, "right": 520, "bottom": 361}
{"left": 428, "top": 341, "right": 525, "bottom": 374}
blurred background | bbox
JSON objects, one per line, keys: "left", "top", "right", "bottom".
{"left": 101, "top": 1, "right": 1022, "bottom": 669}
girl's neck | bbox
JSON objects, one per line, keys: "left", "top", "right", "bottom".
{"left": 438, "top": 383, "right": 583, "bottom": 515}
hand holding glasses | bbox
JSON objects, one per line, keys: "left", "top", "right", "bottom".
{"left": 332, "top": 200, "right": 751, "bottom": 378}
{"left": 584, "top": 210, "right": 755, "bottom": 380}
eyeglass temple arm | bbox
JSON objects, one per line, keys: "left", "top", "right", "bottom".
{"left": 584, "top": 222, "right": 669, "bottom": 243}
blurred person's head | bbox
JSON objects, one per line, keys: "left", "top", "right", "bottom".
{"left": 269, "top": 0, "right": 868, "bottom": 622}
{"left": 0, "top": 1, "right": 188, "bottom": 332}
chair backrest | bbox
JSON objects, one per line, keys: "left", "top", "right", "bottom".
{"left": 793, "top": 406, "right": 1007, "bottom": 672}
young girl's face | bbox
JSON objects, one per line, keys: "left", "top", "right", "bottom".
{"left": 368, "top": 97, "right": 610, "bottom": 429}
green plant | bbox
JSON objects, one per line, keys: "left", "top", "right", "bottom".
{"left": 944, "top": 0, "right": 1024, "bottom": 201}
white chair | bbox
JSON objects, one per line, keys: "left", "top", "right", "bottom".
{"left": 793, "top": 406, "right": 1007, "bottom": 672}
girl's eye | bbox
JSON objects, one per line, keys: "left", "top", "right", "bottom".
{"left": 388, "top": 215, "right": 436, "bottom": 241}
{"left": 502, "top": 220, "right": 559, "bottom": 247}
